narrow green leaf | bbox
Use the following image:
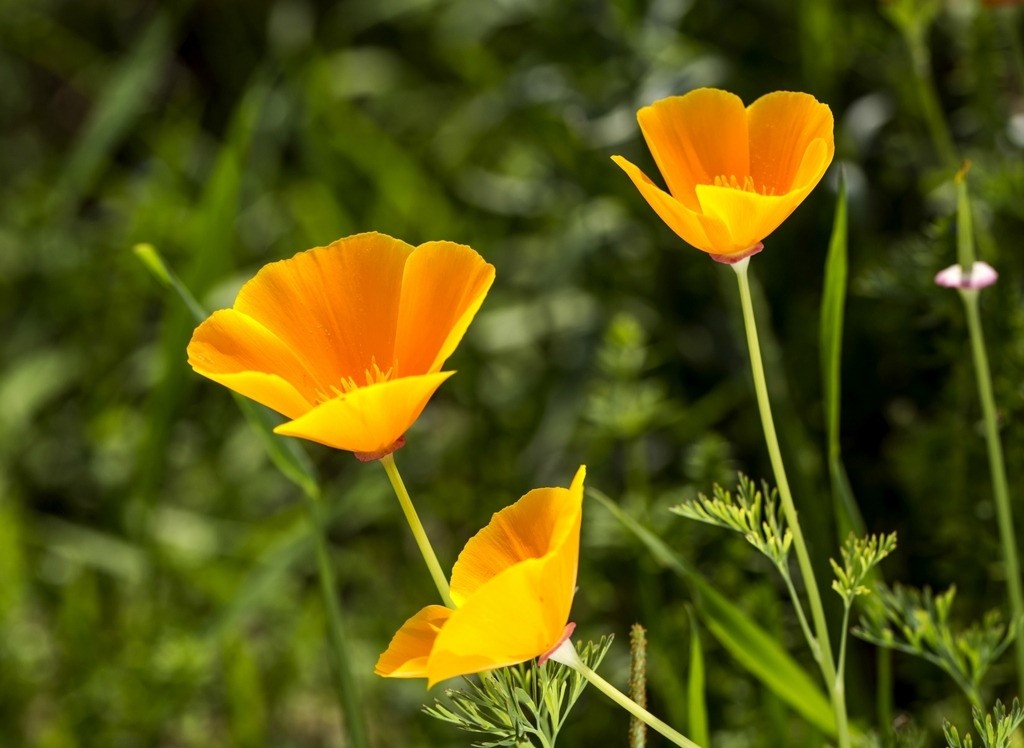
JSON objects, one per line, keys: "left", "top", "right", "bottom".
{"left": 133, "top": 243, "right": 319, "bottom": 498}
{"left": 589, "top": 488, "right": 836, "bottom": 736}
{"left": 685, "top": 607, "right": 709, "bottom": 746}
{"left": 819, "top": 169, "right": 865, "bottom": 539}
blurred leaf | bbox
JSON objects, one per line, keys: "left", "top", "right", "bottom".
{"left": 589, "top": 487, "right": 837, "bottom": 736}
{"left": 225, "top": 636, "right": 267, "bottom": 748}
{"left": 133, "top": 243, "right": 319, "bottom": 498}
{"left": 685, "top": 607, "right": 709, "bottom": 747}
{"left": 0, "top": 348, "right": 80, "bottom": 449}
{"left": 0, "top": 495, "right": 26, "bottom": 618}
{"left": 819, "top": 169, "right": 864, "bottom": 539}
{"left": 34, "top": 517, "right": 147, "bottom": 584}
{"left": 52, "top": 14, "right": 172, "bottom": 211}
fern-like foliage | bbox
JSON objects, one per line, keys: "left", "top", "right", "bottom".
{"left": 425, "top": 637, "right": 614, "bottom": 748}
{"left": 944, "top": 699, "right": 1024, "bottom": 748}
{"left": 830, "top": 532, "right": 897, "bottom": 605}
{"left": 854, "top": 584, "right": 1014, "bottom": 705}
{"left": 671, "top": 474, "right": 791, "bottom": 571}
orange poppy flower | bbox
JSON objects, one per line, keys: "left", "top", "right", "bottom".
{"left": 375, "top": 466, "right": 586, "bottom": 687}
{"left": 187, "top": 232, "right": 495, "bottom": 459}
{"left": 612, "top": 88, "right": 834, "bottom": 263}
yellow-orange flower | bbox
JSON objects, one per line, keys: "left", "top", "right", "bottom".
{"left": 375, "top": 466, "right": 586, "bottom": 687}
{"left": 187, "top": 232, "right": 495, "bottom": 458}
{"left": 613, "top": 88, "right": 834, "bottom": 262}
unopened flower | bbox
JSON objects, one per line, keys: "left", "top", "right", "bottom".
{"left": 934, "top": 261, "right": 998, "bottom": 290}
{"left": 188, "top": 232, "right": 495, "bottom": 459}
{"left": 375, "top": 467, "right": 586, "bottom": 687}
{"left": 613, "top": 88, "right": 834, "bottom": 263}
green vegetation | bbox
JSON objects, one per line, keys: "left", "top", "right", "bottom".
{"left": 5, "top": 0, "right": 1024, "bottom": 744}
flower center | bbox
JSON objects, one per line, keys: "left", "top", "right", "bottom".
{"left": 317, "top": 357, "right": 395, "bottom": 402}
{"left": 712, "top": 174, "right": 775, "bottom": 196}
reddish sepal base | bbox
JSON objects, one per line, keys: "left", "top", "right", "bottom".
{"left": 710, "top": 242, "right": 764, "bottom": 264}
{"left": 538, "top": 622, "right": 577, "bottom": 666}
{"left": 354, "top": 435, "right": 407, "bottom": 463}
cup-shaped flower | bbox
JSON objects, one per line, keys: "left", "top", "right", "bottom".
{"left": 187, "top": 232, "right": 495, "bottom": 459}
{"left": 375, "top": 466, "right": 586, "bottom": 687}
{"left": 613, "top": 88, "right": 835, "bottom": 262}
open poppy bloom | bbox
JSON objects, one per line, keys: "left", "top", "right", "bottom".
{"left": 375, "top": 466, "right": 585, "bottom": 687}
{"left": 613, "top": 88, "right": 834, "bottom": 263}
{"left": 187, "top": 232, "right": 495, "bottom": 459}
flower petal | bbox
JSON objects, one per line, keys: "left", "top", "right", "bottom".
{"left": 234, "top": 232, "right": 413, "bottom": 386}
{"left": 274, "top": 371, "right": 454, "bottom": 453}
{"left": 935, "top": 261, "right": 999, "bottom": 289}
{"left": 612, "top": 155, "right": 732, "bottom": 254}
{"left": 425, "top": 559, "right": 551, "bottom": 686}
{"left": 188, "top": 309, "right": 318, "bottom": 419}
{"left": 636, "top": 88, "right": 749, "bottom": 211}
{"left": 449, "top": 467, "right": 585, "bottom": 606}
{"left": 746, "top": 91, "right": 834, "bottom": 195}
{"left": 694, "top": 181, "right": 815, "bottom": 255}
{"left": 394, "top": 242, "right": 495, "bottom": 377}
{"left": 424, "top": 468, "right": 586, "bottom": 686}
{"left": 375, "top": 605, "right": 452, "bottom": 678}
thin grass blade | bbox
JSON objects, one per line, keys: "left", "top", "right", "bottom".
{"left": 685, "top": 607, "right": 709, "bottom": 746}
{"left": 52, "top": 15, "right": 172, "bottom": 211}
{"left": 819, "top": 169, "right": 865, "bottom": 539}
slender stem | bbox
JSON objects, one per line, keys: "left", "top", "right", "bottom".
{"left": 960, "top": 290, "right": 1024, "bottom": 697}
{"left": 836, "top": 603, "right": 852, "bottom": 686}
{"left": 731, "top": 259, "right": 851, "bottom": 748}
{"left": 379, "top": 454, "right": 454, "bottom": 608}
{"left": 781, "top": 568, "right": 820, "bottom": 664}
{"left": 902, "top": 26, "right": 958, "bottom": 169}
{"left": 304, "top": 487, "right": 371, "bottom": 748}
{"left": 549, "top": 641, "right": 703, "bottom": 748}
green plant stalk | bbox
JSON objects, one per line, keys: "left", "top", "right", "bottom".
{"left": 380, "top": 454, "right": 454, "bottom": 608}
{"left": 961, "top": 289, "right": 1024, "bottom": 697}
{"left": 780, "top": 568, "right": 817, "bottom": 661}
{"left": 550, "top": 642, "right": 703, "bottom": 748}
{"left": 305, "top": 486, "right": 371, "bottom": 748}
{"left": 732, "top": 258, "right": 851, "bottom": 748}
{"left": 901, "top": 25, "right": 958, "bottom": 169}
{"left": 629, "top": 623, "right": 648, "bottom": 748}
{"left": 836, "top": 603, "right": 852, "bottom": 687}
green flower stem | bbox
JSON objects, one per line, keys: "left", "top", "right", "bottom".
{"left": 304, "top": 486, "right": 371, "bottom": 748}
{"left": 960, "top": 289, "right": 1024, "bottom": 697}
{"left": 379, "top": 453, "right": 454, "bottom": 608}
{"left": 550, "top": 641, "right": 703, "bottom": 748}
{"left": 732, "top": 258, "right": 851, "bottom": 748}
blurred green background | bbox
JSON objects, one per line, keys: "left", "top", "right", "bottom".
{"left": 4, "top": 0, "right": 1024, "bottom": 745}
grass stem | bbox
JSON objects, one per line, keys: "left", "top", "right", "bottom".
{"left": 305, "top": 487, "right": 371, "bottom": 748}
